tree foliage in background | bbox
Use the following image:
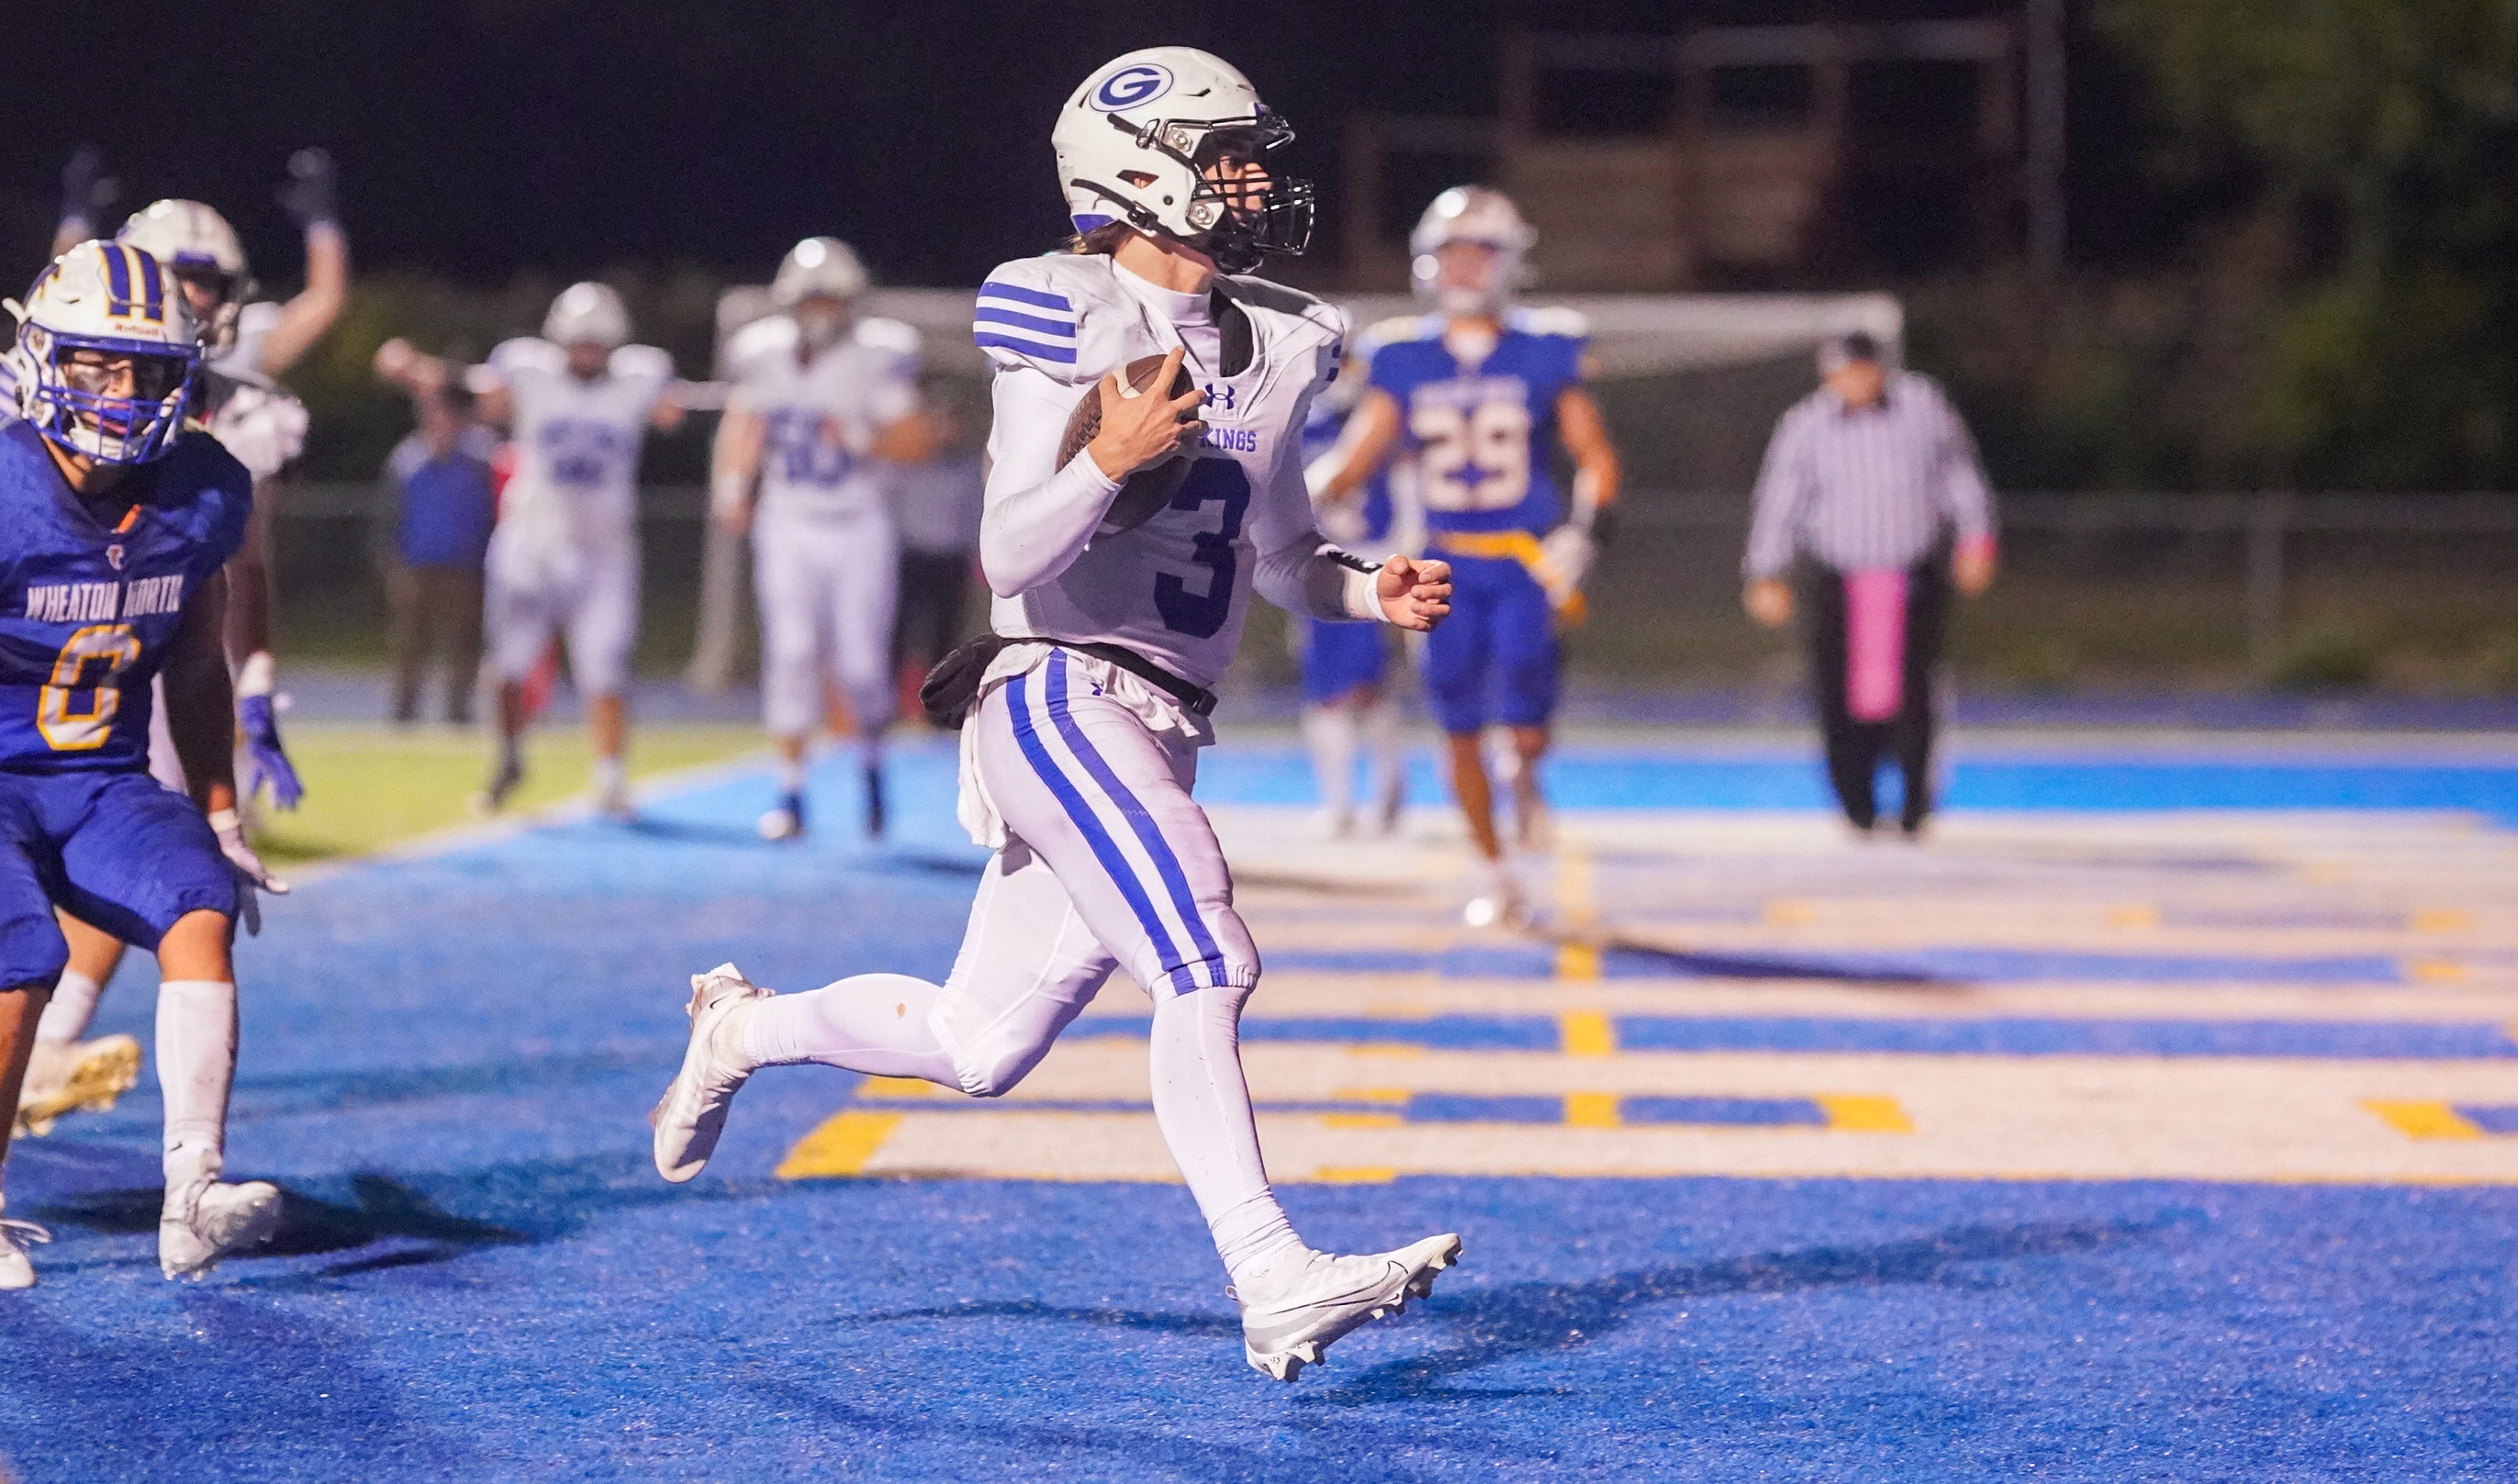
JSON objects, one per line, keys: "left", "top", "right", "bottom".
{"left": 2100, "top": 0, "right": 2518, "bottom": 488}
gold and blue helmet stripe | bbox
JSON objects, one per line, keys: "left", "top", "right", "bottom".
{"left": 13, "top": 240, "right": 202, "bottom": 464}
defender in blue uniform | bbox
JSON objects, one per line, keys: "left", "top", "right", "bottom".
{"left": 0, "top": 242, "right": 288, "bottom": 1289}
{"left": 1310, "top": 189, "right": 1620, "bottom": 925}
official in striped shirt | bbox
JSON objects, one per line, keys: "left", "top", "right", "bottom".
{"left": 1742, "top": 333, "right": 1997, "bottom": 835}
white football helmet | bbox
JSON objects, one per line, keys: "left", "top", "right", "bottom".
{"left": 1052, "top": 47, "right": 1313, "bottom": 273}
{"left": 118, "top": 199, "right": 253, "bottom": 354}
{"left": 1410, "top": 187, "right": 1536, "bottom": 318}
{"left": 771, "top": 237, "right": 867, "bottom": 307}
{"left": 6, "top": 241, "right": 203, "bottom": 464}
{"left": 543, "top": 282, "right": 631, "bottom": 350}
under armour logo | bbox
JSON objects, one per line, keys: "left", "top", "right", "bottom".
{"left": 1203, "top": 382, "right": 1237, "bottom": 413}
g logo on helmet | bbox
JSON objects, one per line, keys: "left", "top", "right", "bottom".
{"left": 1091, "top": 62, "right": 1172, "bottom": 112}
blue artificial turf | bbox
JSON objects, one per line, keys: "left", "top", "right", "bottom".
{"left": 0, "top": 738, "right": 2513, "bottom": 1480}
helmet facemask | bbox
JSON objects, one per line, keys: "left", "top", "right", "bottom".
{"left": 1080, "top": 112, "right": 1315, "bottom": 274}
{"left": 19, "top": 324, "right": 199, "bottom": 464}
{"left": 167, "top": 262, "right": 246, "bottom": 356}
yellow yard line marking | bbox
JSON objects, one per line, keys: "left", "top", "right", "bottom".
{"left": 859, "top": 1076, "right": 939, "bottom": 1099}
{"left": 2414, "top": 909, "right": 2475, "bottom": 933}
{"left": 1555, "top": 845, "right": 1601, "bottom": 979}
{"left": 1556, "top": 943, "right": 1603, "bottom": 980}
{"left": 2407, "top": 961, "right": 2468, "bottom": 984}
{"left": 1564, "top": 1092, "right": 1621, "bottom": 1129}
{"left": 2106, "top": 905, "right": 2159, "bottom": 929}
{"left": 1766, "top": 899, "right": 1818, "bottom": 926}
{"left": 1346, "top": 1044, "right": 1424, "bottom": 1058}
{"left": 775, "top": 1111, "right": 905, "bottom": 1179}
{"left": 1332, "top": 1088, "right": 1412, "bottom": 1104}
{"left": 1560, "top": 1011, "right": 1616, "bottom": 1057}
{"left": 2363, "top": 1099, "right": 2483, "bottom": 1141}
{"left": 1815, "top": 1094, "right": 1916, "bottom": 1133}
{"left": 1310, "top": 1166, "right": 1397, "bottom": 1184}
{"left": 1322, "top": 1113, "right": 1404, "bottom": 1130}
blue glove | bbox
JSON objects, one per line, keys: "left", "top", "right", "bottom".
{"left": 58, "top": 144, "right": 113, "bottom": 233}
{"left": 237, "top": 692, "right": 304, "bottom": 810}
{"left": 276, "top": 147, "right": 339, "bottom": 231}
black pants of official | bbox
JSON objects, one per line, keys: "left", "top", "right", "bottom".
{"left": 1798, "top": 559, "right": 1948, "bottom": 832}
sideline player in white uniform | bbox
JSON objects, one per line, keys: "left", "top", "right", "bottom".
{"left": 1310, "top": 188, "right": 1621, "bottom": 927}
{"left": 712, "top": 238, "right": 933, "bottom": 840}
{"left": 15, "top": 155, "right": 348, "bottom": 1138}
{"left": 652, "top": 48, "right": 1462, "bottom": 1380}
{"left": 378, "top": 285, "right": 686, "bottom": 818}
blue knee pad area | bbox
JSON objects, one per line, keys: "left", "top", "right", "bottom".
{"left": 4, "top": 736, "right": 2517, "bottom": 1479}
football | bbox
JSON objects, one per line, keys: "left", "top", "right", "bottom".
{"left": 1057, "top": 352, "right": 1200, "bottom": 533}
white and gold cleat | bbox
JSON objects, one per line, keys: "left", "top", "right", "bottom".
{"left": 16, "top": 1033, "right": 143, "bottom": 1137}
{"left": 0, "top": 1198, "right": 51, "bottom": 1291}
{"left": 1237, "top": 1233, "right": 1462, "bottom": 1381}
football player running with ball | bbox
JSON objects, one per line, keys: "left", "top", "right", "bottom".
{"left": 0, "top": 244, "right": 291, "bottom": 1287}
{"left": 651, "top": 48, "right": 1461, "bottom": 1380}
{"left": 1310, "top": 189, "right": 1621, "bottom": 928}
{"left": 713, "top": 237, "right": 934, "bottom": 841}
{"left": 377, "top": 285, "right": 687, "bottom": 819}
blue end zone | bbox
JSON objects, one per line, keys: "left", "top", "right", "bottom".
{"left": 0, "top": 736, "right": 2512, "bottom": 1479}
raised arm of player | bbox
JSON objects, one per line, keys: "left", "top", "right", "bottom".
{"left": 252, "top": 150, "right": 349, "bottom": 379}
{"left": 1304, "top": 386, "right": 1402, "bottom": 506}
{"left": 978, "top": 344, "right": 1203, "bottom": 598}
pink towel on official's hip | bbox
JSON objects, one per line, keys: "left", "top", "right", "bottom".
{"left": 1843, "top": 568, "right": 1908, "bottom": 722}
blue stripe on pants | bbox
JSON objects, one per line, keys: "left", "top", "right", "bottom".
{"left": 1044, "top": 651, "right": 1227, "bottom": 989}
{"left": 1005, "top": 667, "right": 1192, "bottom": 991}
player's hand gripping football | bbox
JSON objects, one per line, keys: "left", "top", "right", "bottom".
{"left": 208, "top": 808, "right": 289, "bottom": 937}
{"left": 1376, "top": 554, "right": 1453, "bottom": 631}
{"left": 1084, "top": 344, "right": 1203, "bottom": 481}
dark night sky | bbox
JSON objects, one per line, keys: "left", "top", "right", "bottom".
{"left": 1, "top": 2, "right": 2148, "bottom": 292}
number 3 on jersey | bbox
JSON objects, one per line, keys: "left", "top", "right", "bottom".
{"left": 39, "top": 623, "right": 142, "bottom": 751}
{"left": 1156, "top": 460, "right": 1250, "bottom": 640}
{"left": 1413, "top": 397, "right": 1531, "bottom": 511}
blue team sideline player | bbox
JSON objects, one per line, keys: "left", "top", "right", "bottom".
{"left": 0, "top": 243, "right": 289, "bottom": 1289}
{"left": 1310, "top": 188, "right": 1621, "bottom": 925}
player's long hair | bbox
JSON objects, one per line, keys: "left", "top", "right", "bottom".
{"left": 1062, "top": 223, "right": 1133, "bottom": 256}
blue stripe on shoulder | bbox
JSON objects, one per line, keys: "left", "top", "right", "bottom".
{"left": 973, "top": 306, "right": 1076, "bottom": 339}
{"left": 979, "top": 281, "right": 1073, "bottom": 312}
{"left": 974, "top": 331, "right": 1079, "bottom": 364}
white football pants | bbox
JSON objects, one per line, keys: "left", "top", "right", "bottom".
{"left": 744, "top": 647, "right": 1300, "bottom": 1278}
{"left": 752, "top": 506, "right": 899, "bottom": 739}
{"left": 485, "top": 537, "right": 639, "bottom": 697}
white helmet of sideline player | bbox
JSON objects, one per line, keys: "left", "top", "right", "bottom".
{"left": 771, "top": 237, "right": 867, "bottom": 354}
{"left": 1051, "top": 46, "right": 1314, "bottom": 274}
{"left": 543, "top": 281, "right": 631, "bottom": 350}
{"left": 1410, "top": 186, "right": 1536, "bottom": 319}
{"left": 5, "top": 240, "right": 203, "bottom": 464}
{"left": 117, "top": 198, "right": 254, "bottom": 354}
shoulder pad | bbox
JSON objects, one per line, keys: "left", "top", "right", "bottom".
{"left": 486, "top": 337, "right": 562, "bottom": 380}
{"left": 1510, "top": 306, "right": 1590, "bottom": 340}
{"left": 973, "top": 255, "right": 1105, "bottom": 383}
{"left": 610, "top": 343, "right": 674, "bottom": 383}
{"left": 723, "top": 315, "right": 796, "bottom": 383}
{"left": 1219, "top": 275, "right": 1345, "bottom": 347}
{"left": 854, "top": 316, "right": 923, "bottom": 358}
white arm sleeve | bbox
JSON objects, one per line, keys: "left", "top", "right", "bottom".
{"left": 1249, "top": 395, "right": 1382, "bottom": 622}
{"left": 979, "top": 365, "right": 1121, "bottom": 599}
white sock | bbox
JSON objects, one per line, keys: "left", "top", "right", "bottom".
{"left": 741, "top": 973, "right": 958, "bottom": 1084}
{"left": 1147, "top": 987, "right": 1310, "bottom": 1286}
{"left": 1360, "top": 697, "right": 1404, "bottom": 811}
{"left": 155, "top": 980, "right": 237, "bottom": 1162}
{"left": 593, "top": 755, "right": 627, "bottom": 796}
{"left": 1300, "top": 705, "right": 1360, "bottom": 819}
{"left": 35, "top": 969, "right": 104, "bottom": 1044}
{"left": 776, "top": 751, "right": 809, "bottom": 794}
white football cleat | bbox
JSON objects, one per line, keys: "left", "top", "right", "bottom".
{"left": 15, "top": 1033, "right": 143, "bottom": 1137}
{"left": 596, "top": 776, "right": 638, "bottom": 822}
{"left": 0, "top": 1198, "right": 50, "bottom": 1291}
{"left": 650, "top": 964, "right": 771, "bottom": 1183}
{"left": 159, "top": 1148, "right": 282, "bottom": 1280}
{"left": 1237, "top": 1233, "right": 1461, "bottom": 1381}
{"left": 1462, "top": 859, "right": 1533, "bottom": 931}
{"left": 757, "top": 792, "right": 806, "bottom": 842}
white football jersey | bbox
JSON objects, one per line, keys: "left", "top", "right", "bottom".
{"left": 484, "top": 336, "right": 673, "bottom": 562}
{"left": 973, "top": 253, "right": 1348, "bottom": 687}
{"left": 730, "top": 315, "right": 920, "bottom": 521}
